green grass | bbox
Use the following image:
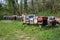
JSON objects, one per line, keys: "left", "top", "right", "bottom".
{"left": 0, "top": 20, "right": 60, "bottom": 40}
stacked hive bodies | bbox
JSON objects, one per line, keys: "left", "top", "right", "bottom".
{"left": 22, "top": 14, "right": 56, "bottom": 26}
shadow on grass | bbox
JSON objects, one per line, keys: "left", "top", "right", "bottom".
{"left": 23, "top": 24, "right": 60, "bottom": 31}
{"left": 41, "top": 25, "right": 60, "bottom": 30}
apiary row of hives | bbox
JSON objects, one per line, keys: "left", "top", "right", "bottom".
{"left": 22, "top": 14, "right": 57, "bottom": 26}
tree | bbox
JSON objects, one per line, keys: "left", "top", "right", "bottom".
{"left": 34, "top": 0, "right": 39, "bottom": 14}
{"left": 0, "top": 3, "right": 2, "bottom": 10}
{"left": 31, "top": 0, "right": 35, "bottom": 14}
{"left": 24, "top": 0, "right": 28, "bottom": 13}
{"left": 20, "top": 0, "right": 23, "bottom": 14}
{"left": 15, "top": 0, "right": 21, "bottom": 15}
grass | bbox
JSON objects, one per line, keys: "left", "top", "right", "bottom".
{"left": 0, "top": 20, "right": 60, "bottom": 40}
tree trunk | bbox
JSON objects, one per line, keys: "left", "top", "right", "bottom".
{"left": 24, "top": 0, "right": 27, "bottom": 13}
{"left": 31, "top": 0, "right": 35, "bottom": 14}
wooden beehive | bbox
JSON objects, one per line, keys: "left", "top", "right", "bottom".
{"left": 48, "top": 16, "right": 56, "bottom": 26}
{"left": 29, "top": 15, "right": 34, "bottom": 24}
{"left": 34, "top": 16, "right": 38, "bottom": 24}
{"left": 38, "top": 16, "right": 48, "bottom": 26}
{"left": 48, "top": 21, "right": 52, "bottom": 26}
{"left": 22, "top": 14, "right": 26, "bottom": 24}
{"left": 55, "top": 17, "right": 60, "bottom": 23}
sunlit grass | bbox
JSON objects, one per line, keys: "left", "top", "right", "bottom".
{"left": 0, "top": 20, "right": 60, "bottom": 40}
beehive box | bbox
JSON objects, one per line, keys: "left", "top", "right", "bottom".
{"left": 22, "top": 14, "right": 36, "bottom": 24}
{"left": 34, "top": 16, "right": 38, "bottom": 24}
{"left": 37, "top": 16, "right": 48, "bottom": 26}
{"left": 55, "top": 17, "right": 60, "bottom": 23}
{"left": 48, "top": 16, "right": 56, "bottom": 26}
{"left": 29, "top": 15, "right": 35, "bottom": 24}
{"left": 22, "top": 14, "right": 26, "bottom": 24}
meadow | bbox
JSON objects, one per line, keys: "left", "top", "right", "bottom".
{"left": 0, "top": 20, "right": 60, "bottom": 40}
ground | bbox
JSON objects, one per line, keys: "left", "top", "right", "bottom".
{"left": 0, "top": 20, "right": 60, "bottom": 40}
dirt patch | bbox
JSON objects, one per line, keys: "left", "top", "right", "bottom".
{"left": 14, "top": 30, "right": 37, "bottom": 40}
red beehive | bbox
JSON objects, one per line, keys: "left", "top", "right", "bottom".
{"left": 38, "top": 16, "right": 48, "bottom": 26}
{"left": 42, "top": 16, "right": 48, "bottom": 20}
{"left": 38, "top": 16, "right": 43, "bottom": 21}
{"left": 38, "top": 16, "right": 48, "bottom": 20}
